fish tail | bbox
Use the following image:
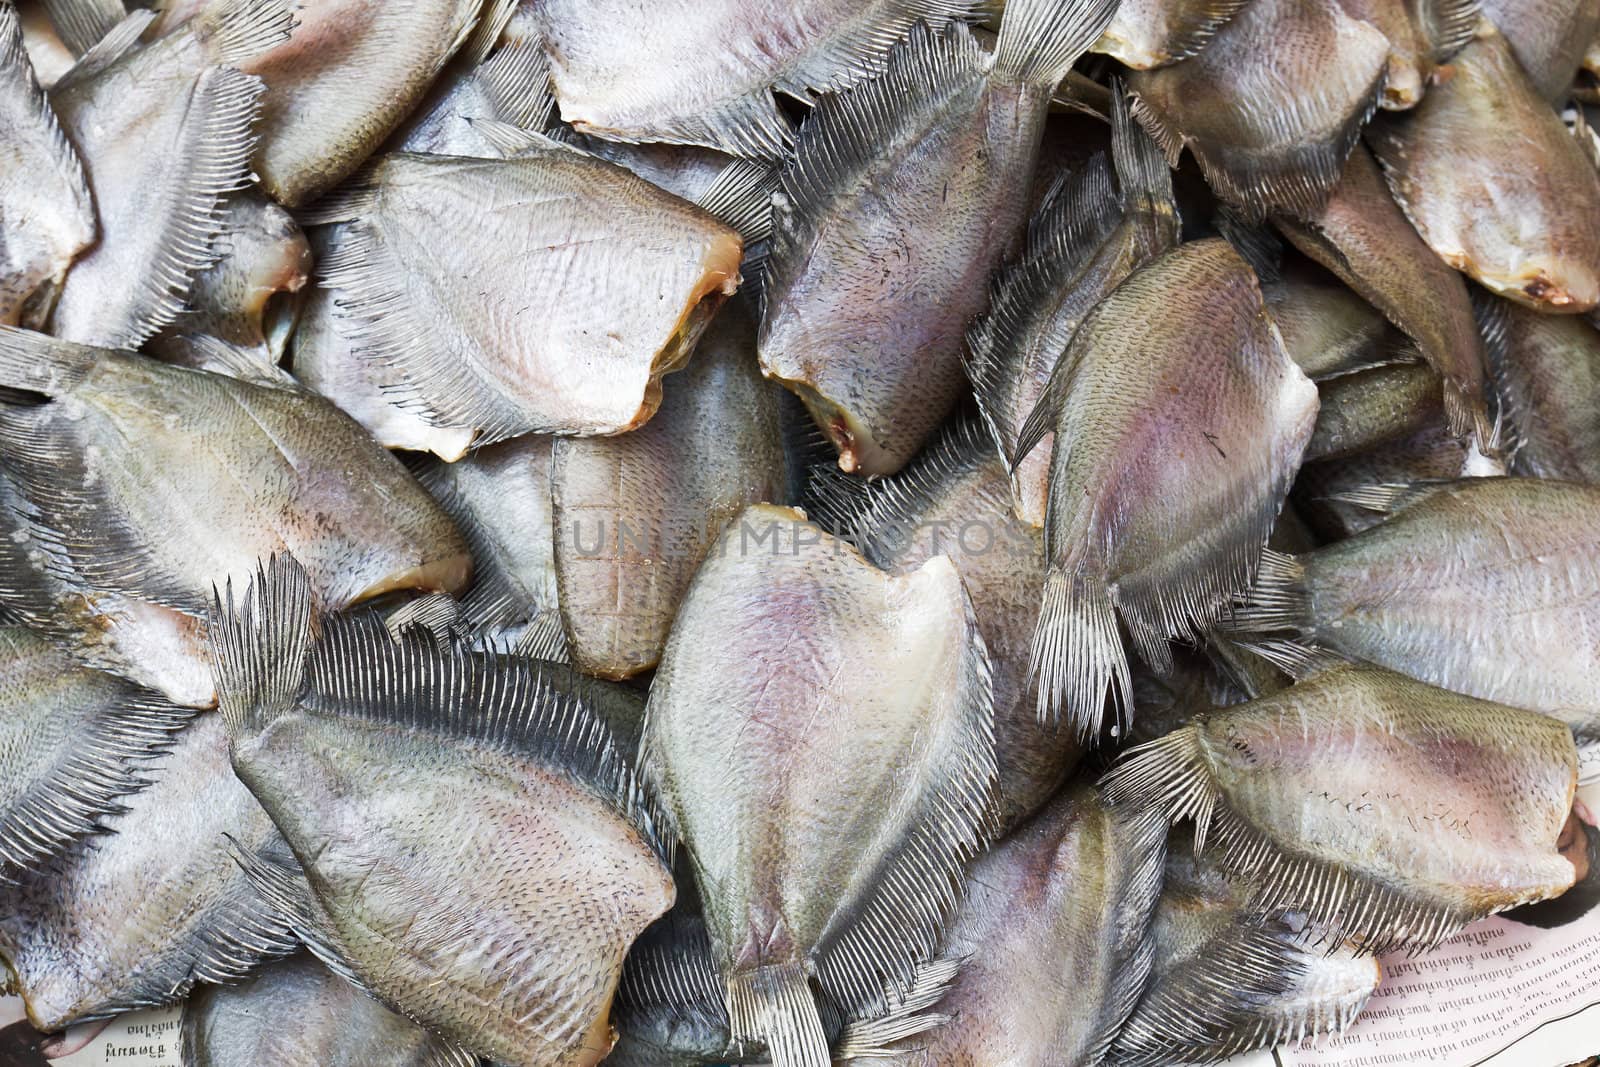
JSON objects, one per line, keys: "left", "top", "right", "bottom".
{"left": 1109, "top": 78, "right": 1177, "bottom": 226}
{"left": 1030, "top": 569, "right": 1131, "bottom": 741}
{"left": 993, "top": 0, "right": 1120, "bottom": 89}
{"left": 0, "top": 326, "right": 99, "bottom": 395}
{"left": 193, "top": 0, "right": 295, "bottom": 66}
{"left": 1224, "top": 548, "right": 1309, "bottom": 634}
{"left": 727, "top": 963, "right": 831, "bottom": 1067}
{"left": 209, "top": 554, "right": 317, "bottom": 737}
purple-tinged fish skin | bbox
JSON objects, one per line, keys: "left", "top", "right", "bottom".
{"left": 760, "top": 0, "right": 1120, "bottom": 476}
{"left": 1368, "top": 27, "right": 1600, "bottom": 314}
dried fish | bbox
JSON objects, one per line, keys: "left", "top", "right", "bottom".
{"left": 760, "top": 0, "right": 1120, "bottom": 475}
{"left": 1017, "top": 238, "right": 1317, "bottom": 739}
{"left": 643, "top": 504, "right": 995, "bottom": 1066}
{"left": 212, "top": 557, "right": 675, "bottom": 1067}
{"left": 1276, "top": 145, "right": 1490, "bottom": 439}
{"left": 1478, "top": 292, "right": 1600, "bottom": 483}
{"left": 1093, "top": 0, "right": 1253, "bottom": 70}
{"left": 967, "top": 87, "right": 1179, "bottom": 527}
{"left": 1479, "top": 0, "right": 1600, "bottom": 101}
{"left": 553, "top": 294, "right": 786, "bottom": 679}
{"left": 1129, "top": 0, "right": 1389, "bottom": 219}
{"left": 535, "top": 0, "right": 981, "bottom": 158}
{"left": 180, "top": 954, "right": 475, "bottom": 1067}
{"left": 1294, "top": 423, "right": 1472, "bottom": 538}
{"left": 1105, "top": 664, "right": 1579, "bottom": 953}
{"left": 0, "top": 626, "right": 191, "bottom": 876}
{"left": 1337, "top": 0, "right": 1481, "bottom": 110}
{"left": 0, "top": 713, "right": 298, "bottom": 1031}
{"left": 1304, "top": 361, "right": 1442, "bottom": 462}
{"left": 1232, "top": 477, "right": 1600, "bottom": 737}
{"left": 391, "top": 37, "right": 553, "bottom": 158}
{"left": 0, "top": 1, "right": 94, "bottom": 329}
{"left": 1368, "top": 27, "right": 1600, "bottom": 313}
{"left": 0, "top": 327, "right": 469, "bottom": 706}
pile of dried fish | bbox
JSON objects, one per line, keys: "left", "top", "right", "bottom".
{"left": 0, "top": 0, "right": 1596, "bottom": 1064}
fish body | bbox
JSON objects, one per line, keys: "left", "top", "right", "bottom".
{"left": 1294, "top": 423, "right": 1471, "bottom": 538}
{"left": 1129, "top": 0, "right": 1389, "bottom": 219}
{"left": 1478, "top": 294, "right": 1600, "bottom": 483}
{"left": 180, "top": 954, "right": 474, "bottom": 1067}
{"left": 1023, "top": 238, "right": 1317, "bottom": 738}
{"left": 1479, "top": 0, "right": 1600, "bottom": 101}
{"left": 212, "top": 559, "right": 675, "bottom": 1067}
{"left": 553, "top": 294, "right": 786, "bottom": 678}
{"left": 1262, "top": 258, "right": 1406, "bottom": 381}
{"left": 392, "top": 38, "right": 553, "bottom": 158}
{"left": 1305, "top": 361, "right": 1442, "bottom": 462}
{"left": 872, "top": 785, "right": 1165, "bottom": 1066}
{"left": 307, "top": 148, "right": 743, "bottom": 454}
{"left": 1105, "top": 664, "right": 1579, "bottom": 953}
{"left": 0, "top": 328, "right": 469, "bottom": 706}
{"left": 1093, "top": 0, "right": 1252, "bottom": 69}
{"left": 760, "top": 0, "right": 1120, "bottom": 475}
{"left": 1369, "top": 28, "right": 1600, "bottom": 313}
{"left": 0, "top": 713, "right": 297, "bottom": 1031}
{"left": 1276, "top": 145, "right": 1489, "bottom": 439}
{"left": 1234, "top": 477, "right": 1600, "bottom": 737}
{"left": 0, "top": 2, "right": 94, "bottom": 329}
{"left": 643, "top": 503, "right": 996, "bottom": 1065}
{"left": 1337, "top": 0, "right": 1480, "bottom": 109}
{"left": 535, "top": 0, "right": 981, "bottom": 157}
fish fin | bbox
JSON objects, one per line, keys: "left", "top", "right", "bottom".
{"left": 173, "top": 333, "right": 297, "bottom": 388}
{"left": 1471, "top": 292, "right": 1529, "bottom": 461}
{"left": 0, "top": 675, "right": 192, "bottom": 874}
{"left": 513, "top": 608, "right": 570, "bottom": 662}
{"left": 1082, "top": 802, "right": 1168, "bottom": 1064}
{"left": 1219, "top": 548, "right": 1309, "bottom": 635}
{"left": 465, "top": 114, "right": 564, "bottom": 157}
{"left": 780, "top": 388, "right": 839, "bottom": 508}
{"left": 50, "top": 8, "right": 155, "bottom": 91}
{"left": 802, "top": 465, "right": 877, "bottom": 550}
{"left": 1213, "top": 206, "right": 1285, "bottom": 284}
{"left": 464, "top": 0, "right": 520, "bottom": 65}
{"left": 967, "top": 156, "right": 1119, "bottom": 461}
{"left": 0, "top": 325, "right": 101, "bottom": 394}
{"left": 419, "top": 1044, "right": 480, "bottom": 1067}
{"left": 696, "top": 158, "right": 779, "bottom": 247}
{"left": 616, "top": 908, "right": 728, "bottom": 1036}
{"left": 1127, "top": 91, "right": 1187, "bottom": 168}
{"left": 1102, "top": 728, "right": 1473, "bottom": 953}
{"left": 1417, "top": 0, "right": 1482, "bottom": 63}
{"left": 384, "top": 593, "right": 468, "bottom": 650}
{"left": 1011, "top": 350, "right": 1074, "bottom": 470}
{"left": 209, "top": 555, "right": 318, "bottom": 736}
{"left": 774, "top": 22, "right": 988, "bottom": 272}
{"left": 1030, "top": 569, "right": 1132, "bottom": 739}
{"left": 1109, "top": 79, "right": 1178, "bottom": 225}
{"left": 38, "top": 0, "right": 126, "bottom": 56}
{"left": 1319, "top": 481, "right": 1447, "bottom": 515}
{"left": 225, "top": 837, "right": 371, "bottom": 993}
{"left": 993, "top": 0, "right": 1119, "bottom": 89}
{"left": 106, "top": 64, "right": 268, "bottom": 347}
{"left": 189, "top": 0, "right": 295, "bottom": 66}
{"left": 1221, "top": 637, "right": 1347, "bottom": 682}
{"left": 862, "top": 418, "right": 1004, "bottom": 561}
{"left": 475, "top": 38, "right": 555, "bottom": 133}
{"left": 811, "top": 583, "right": 996, "bottom": 1018}
{"left": 727, "top": 963, "right": 832, "bottom": 1067}
{"left": 778, "top": 0, "right": 984, "bottom": 97}
{"left": 831, "top": 956, "right": 960, "bottom": 1059}
{"left": 298, "top": 611, "right": 673, "bottom": 862}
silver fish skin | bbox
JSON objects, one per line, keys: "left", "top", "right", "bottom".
{"left": 870, "top": 785, "right": 1165, "bottom": 1066}
{"left": 180, "top": 954, "right": 475, "bottom": 1067}
{"left": 147, "top": 192, "right": 311, "bottom": 378}
{"left": 759, "top": 0, "right": 1121, "bottom": 476}
{"left": 1261, "top": 259, "right": 1409, "bottom": 382}
{"left": 569, "top": 138, "right": 740, "bottom": 205}
{"left": 0, "top": 1, "right": 94, "bottom": 329}
{"left": 643, "top": 503, "right": 996, "bottom": 1067}
{"left": 0, "top": 327, "right": 471, "bottom": 707}
{"left": 1093, "top": 0, "right": 1252, "bottom": 69}
{"left": 1232, "top": 478, "right": 1600, "bottom": 738}
{"left": 1129, "top": 0, "right": 1390, "bottom": 220}
{"left": 304, "top": 148, "right": 744, "bottom": 455}
{"left": 553, "top": 293, "right": 786, "bottom": 679}
{"left": 153, "top": 0, "right": 483, "bottom": 206}
{"left": 808, "top": 419, "right": 1081, "bottom": 835}
{"left": 0, "top": 625, "right": 191, "bottom": 875}
{"left": 1336, "top": 0, "right": 1481, "bottom": 110}
{"left": 1305, "top": 361, "right": 1442, "bottom": 462}
{"left": 1294, "top": 423, "right": 1471, "bottom": 538}
{"left": 967, "top": 86, "right": 1180, "bottom": 527}
{"left": 1021, "top": 238, "right": 1318, "bottom": 740}
{"left": 391, "top": 37, "right": 553, "bottom": 158}
{"left": 535, "top": 0, "right": 982, "bottom": 158}
{"left": 46, "top": 1, "right": 293, "bottom": 348}
{"left": 1276, "top": 145, "right": 1490, "bottom": 441}
{"left": 1368, "top": 26, "right": 1600, "bottom": 313}
{"left": 1107, "top": 844, "right": 1381, "bottom": 1066}
{"left": 0, "top": 713, "right": 298, "bottom": 1032}
{"left": 1479, "top": 0, "right": 1600, "bottom": 101}
{"left": 211, "top": 558, "right": 675, "bottom": 1067}
{"left": 1478, "top": 293, "right": 1600, "bottom": 484}
{"left": 414, "top": 435, "right": 565, "bottom": 657}
{"left": 1105, "top": 664, "right": 1579, "bottom": 954}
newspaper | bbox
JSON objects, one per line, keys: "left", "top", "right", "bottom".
{"left": 3, "top": 785, "right": 1597, "bottom": 1067}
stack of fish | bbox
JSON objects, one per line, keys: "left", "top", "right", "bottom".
{"left": 0, "top": 0, "right": 1596, "bottom": 1064}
